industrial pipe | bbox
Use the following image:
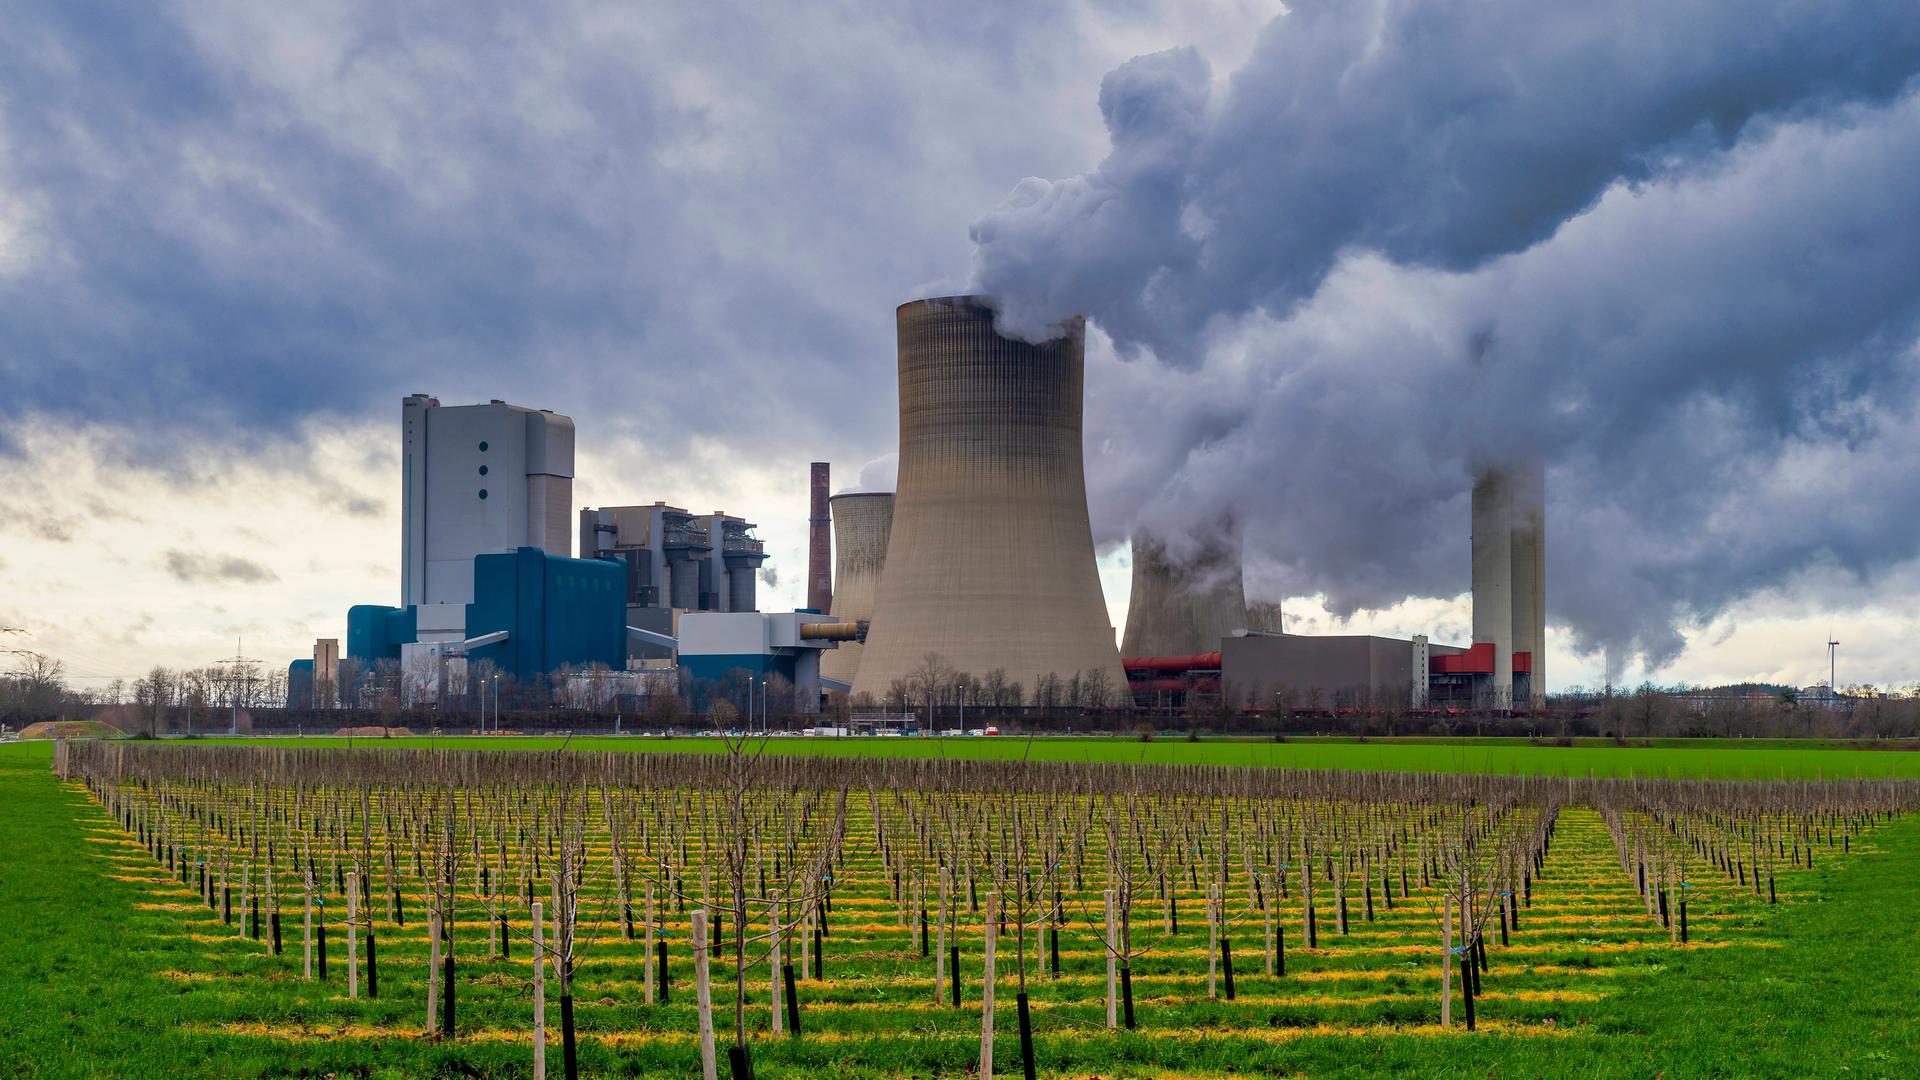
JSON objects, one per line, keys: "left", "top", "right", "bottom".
{"left": 799, "top": 622, "right": 862, "bottom": 641}
{"left": 1121, "top": 652, "right": 1223, "bottom": 674}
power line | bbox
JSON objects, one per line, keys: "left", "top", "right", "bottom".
{"left": 214, "top": 637, "right": 263, "bottom": 736}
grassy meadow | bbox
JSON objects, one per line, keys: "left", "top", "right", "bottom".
{"left": 2, "top": 737, "right": 1917, "bottom": 1078}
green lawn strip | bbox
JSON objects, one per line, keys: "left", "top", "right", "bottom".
{"left": 162, "top": 733, "right": 1920, "bottom": 779}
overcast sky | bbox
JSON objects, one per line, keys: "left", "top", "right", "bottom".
{"left": 4, "top": 1, "right": 1919, "bottom": 695}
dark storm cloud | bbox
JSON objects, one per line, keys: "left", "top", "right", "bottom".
{"left": 973, "top": 0, "right": 1920, "bottom": 670}
{"left": 0, "top": 0, "right": 1192, "bottom": 473}
{"left": 162, "top": 549, "right": 281, "bottom": 585}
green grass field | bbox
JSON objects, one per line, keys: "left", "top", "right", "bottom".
{"left": 4, "top": 737, "right": 1918, "bottom": 1078}
{"left": 180, "top": 731, "right": 1920, "bottom": 780}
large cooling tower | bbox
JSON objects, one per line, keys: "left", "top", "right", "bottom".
{"left": 852, "top": 296, "right": 1125, "bottom": 699}
{"left": 819, "top": 491, "right": 894, "bottom": 686}
{"left": 1470, "top": 465, "right": 1515, "bottom": 708}
{"left": 1510, "top": 459, "right": 1546, "bottom": 707}
{"left": 1121, "top": 519, "right": 1248, "bottom": 657}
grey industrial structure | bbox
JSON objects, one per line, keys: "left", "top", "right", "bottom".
{"left": 818, "top": 491, "right": 894, "bottom": 687}
{"left": 852, "top": 296, "right": 1126, "bottom": 699}
{"left": 1219, "top": 633, "right": 1465, "bottom": 710}
{"left": 401, "top": 394, "right": 576, "bottom": 645}
{"left": 578, "top": 503, "right": 769, "bottom": 661}
{"left": 1121, "top": 518, "right": 1249, "bottom": 658}
{"left": 1471, "top": 460, "right": 1546, "bottom": 708}
{"left": 1131, "top": 460, "right": 1545, "bottom": 712}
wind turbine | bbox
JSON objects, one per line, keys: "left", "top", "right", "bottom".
{"left": 1826, "top": 636, "right": 1839, "bottom": 698}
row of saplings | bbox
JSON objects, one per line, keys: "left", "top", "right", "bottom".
{"left": 55, "top": 741, "right": 1919, "bottom": 1079}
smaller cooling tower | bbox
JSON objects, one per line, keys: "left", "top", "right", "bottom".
{"left": 1121, "top": 518, "right": 1247, "bottom": 657}
{"left": 818, "top": 492, "right": 894, "bottom": 686}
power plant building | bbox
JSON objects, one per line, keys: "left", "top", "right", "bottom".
{"left": 339, "top": 395, "right": 633, "bottom": 694}
{"left": 579, "top": 503, "right": 770, "bottom": 660}
{"left": 853, "top": 296, "right": 1125, "bottom": 699}
{"left": 818, "top": 491, "right": 894, "bottom": 687}
{"left": 1121, "top": 521, "right": 1248, "bottom": 658}
{"left": 401, "top": 393, "right": 576, "bottom": 646}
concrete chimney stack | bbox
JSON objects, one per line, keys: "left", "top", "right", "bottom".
{"left": 1510, "top": 459, "right": 1546, "bottom": 708}
{"left": 808, "top": 462, "right": 832, "bottom": 614}
{"left": 1471, "top": 465, "right": 1515, "bottom": 708}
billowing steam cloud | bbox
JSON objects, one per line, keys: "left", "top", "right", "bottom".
{"left": 969, "top": 1, "right": 1920, "bottom": 671}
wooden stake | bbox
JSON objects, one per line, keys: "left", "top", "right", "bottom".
{"left": 937, "top": 868, "right": 950, "bottom": 1006}
{"left": 428, "top": 909, "right": 442, "bottom": 1035}
{"left": 1262, "top": 873, "right": 1275, "bottom": 977}
{"left": 979, "top": 892, "right": 997, "bottom": 1080}
{"left": 1103, "top": 888, "right": 1117, "bottom": 1030}
{"left": 348, "top": 882, "right": 359, "bottom": 998}
{"left": 693, "top": 909, "right": 718, "bottom": 1080}
{"left": 644, "top": 883, "right": 656, "bottom": 1004}
{"left": 1441, "top": 892, "right": 1454, "bottom": 1028}
{"left": 769, "top": 890, "right": 784, "bottom": 1035}
{"left": 303, "top": 888, "right": 314, "bottom": 980}
{"left": 1210, "top": 883, "right": 1223, "bottom": 999}
{"left": 532, "top": 901, "right": 546, "bottom": 1080}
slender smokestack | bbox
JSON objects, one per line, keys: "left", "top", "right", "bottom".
{"left": 808, "top": 462, "right": 832, "bottom": 614}
{"left": 1471, "top": 465, "right": 1514, "bottom": 708}
{"left": 852, "top": 295, "right": 1124, "bottom": 699}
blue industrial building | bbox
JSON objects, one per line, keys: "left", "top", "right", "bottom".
{"left": 347, "top": 605, "right": 418, "bottom": 665}
{"left": 465, "top": 547, "right": 626, "bottom": 681}
{"left": 343, "top": 547, "right": 627, "bottom": 685}
{"left": 286, "top": 659, "right": 314, "bottom": 708}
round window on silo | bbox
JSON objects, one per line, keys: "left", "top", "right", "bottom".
{"left": 479, "top": 489, "right": 489, "bottom": 500}
{"left": 479, "top": 441, "right": 489, "bottom": 452}
{"left": 478, "top": 465, "right": 489, "bottom": 476}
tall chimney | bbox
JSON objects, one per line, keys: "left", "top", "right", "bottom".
{"left": 808, "top": 462, "right": 833, "bottom": 613}
{"left": 1510, "top": 458, "right": 1546, "bottom": 708}
{"left": 1471, "top": 465, "right": 1514, "bottom": 709}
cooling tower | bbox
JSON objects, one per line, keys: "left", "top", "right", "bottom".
{"left": 1470, "top": 465, "right": 1514, "bottom": 708}
{"left": 818, "top": 491, "right": 894, "bottom": 686}
{"left": 851, "top": 295, "right": 1125, "bottom": 700}
{"left": 1510, "top": 459, "right": 1546, "bottom": 707}
{"left": 1120, "top": 518, "right": 1248, "bottom": 657}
